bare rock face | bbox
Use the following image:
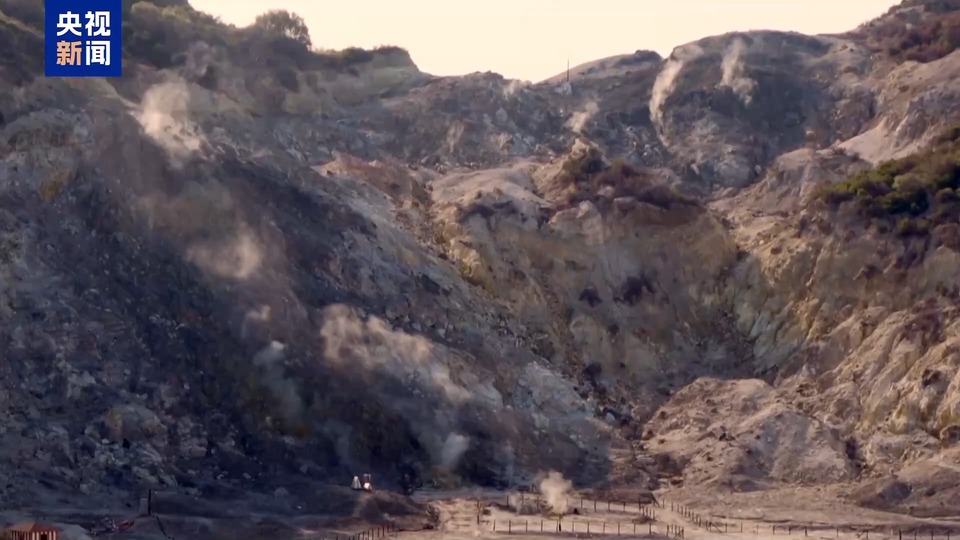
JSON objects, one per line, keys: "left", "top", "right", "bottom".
{"left": 646, "top": 378, "right": 857, "bottom": 487}
{"left": 2, "top": 0, "right": 960, "bottom": 521}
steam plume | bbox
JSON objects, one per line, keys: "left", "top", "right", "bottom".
{"left": 502, "top": 79, "right": 529, "bottom": 98}
{"left": 650, "top": 44, "right": 704, "bottom": 129}
{"left": 439, "top": 432, "right": 470, "bottom": 470}
{"left": 320, "top": 305, "right": 476, "bottom": 469}
{"left": 252, "top": 341, "right": 304, "bottom": 422}
{"left": 538, "top": 471, "right": 573, "bottom": 514}
{"left": 718, "top": 38, "right": 756, "bottom": 105}
{"left": 136, "top": 77, "right": 205, "bottom": 166}
{"left": 565, "top": 101, "right": 599, "bottom": 134}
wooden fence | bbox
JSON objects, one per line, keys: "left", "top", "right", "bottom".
{"left": 505, "top": 493, "right": 960, "bottom": 540}
{"left": 490, "top": 518, "right": 684, "bottom": 538}
{"left": 750, "top": 525, "right": 957, "bottom": 539}
{"left": 507, "top": 492, "right": 661, "bottom": 518}
{"left": 326, "top": 522, "right": 400, "bottom": 540}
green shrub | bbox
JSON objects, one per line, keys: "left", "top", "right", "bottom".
{"left": 558, "top": 151, "right": 697, "bottom": 210}
{"left": 273, "top": 65, "right": 299, "bottom": 92}
{"left": 872, "top": 11, "right": 960, "bottom": 63}
{"left": 123, "top": 2, "right": 227, "bottom": 68}
{"left": 252, "top": 9, "right": 311, "bottom": 48}
{"left": 814, "top": 123, "right": 960, "bottom": 236}
{"left": 2, "top": 0, "right": 406, "bottom": 108}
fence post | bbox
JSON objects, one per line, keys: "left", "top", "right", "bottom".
{"left": 525, "top": 521, "right": 528, "bottom": 533}
{"left": 595, "top": 500, "right": 598, "bottom": 512}
{"left": 541, "top": 521, "right": 543, "bottom": 532}
{"left": 508, "top": 521, "right": 511, "bottom": 533}
{"left": 805, "top": 527, "right": 808, "bottom": 536}
{"left": 603, "top": 522, "right": 606, "bottom": 534}
{"left": 618, "top": 522, "right": 621, "bottom": 535}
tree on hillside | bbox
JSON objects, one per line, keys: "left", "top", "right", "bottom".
{"left": 252, "top": 9, "right": 311, "bottom": 48}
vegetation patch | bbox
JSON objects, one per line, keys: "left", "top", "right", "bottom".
{"left": 120, "top": 3, "right": 408, "bottom": 73}
{"left": 871, "top": 8, "right": 960, "bottom": 63}
{"left": 813, "top": 124, "right": 960, "bottom": 237}
{"left": 557, "top": 148, "right": 698, "bottom": 211}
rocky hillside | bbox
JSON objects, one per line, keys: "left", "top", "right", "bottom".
{"left": 2, "top": 0, "right": 960, "bottom": 525}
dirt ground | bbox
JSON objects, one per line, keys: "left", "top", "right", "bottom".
{"left": 407, "top": 486, "right": 960, "bottom": 540}
{"left": 5, "top": 483, "right": 960, "bottom": 539}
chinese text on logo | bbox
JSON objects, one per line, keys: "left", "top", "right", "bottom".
{"left": 45, "top": 0, "right": 122, "bottom": 77}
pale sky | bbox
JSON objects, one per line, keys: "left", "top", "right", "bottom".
{"left": 189, "top": 0, "right": 899, "bottom": 82}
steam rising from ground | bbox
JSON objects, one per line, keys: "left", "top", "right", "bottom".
{"left": 252, "top": 341, "right": 304, "bottom": 421}
{"left": 183, "top": 41, "right": 214, "bottom": 80}
{"left": 440, "top": 433, "right": 471, "bottom": 470}
{"left": 502, "top": 79, "right": 530, "bottom": 98}
{"left": 136, "top": 77, "right": 205, "bottom": 166}
{"left": 138, "top": 182, "right": 266, "bottom": 281}
{"left": 565, "top": 101, "right": 599, "bottom": 134}
{"left": 186, "top": 226, "right": 264, "bottom": 280}
{"left": 130, "top": 77, "right": 298, "bottom": 426}
{"left": 538, "top": 471, "right": 573, "bottom": 514}
{"left": 320, "top": 304, "right": 475, "bottom": 469}
{"left": 650, "top": 44, "right": 704, "bottom": 128}
{"left": 719, "top": 39, "right": 757, "bottom": 105}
